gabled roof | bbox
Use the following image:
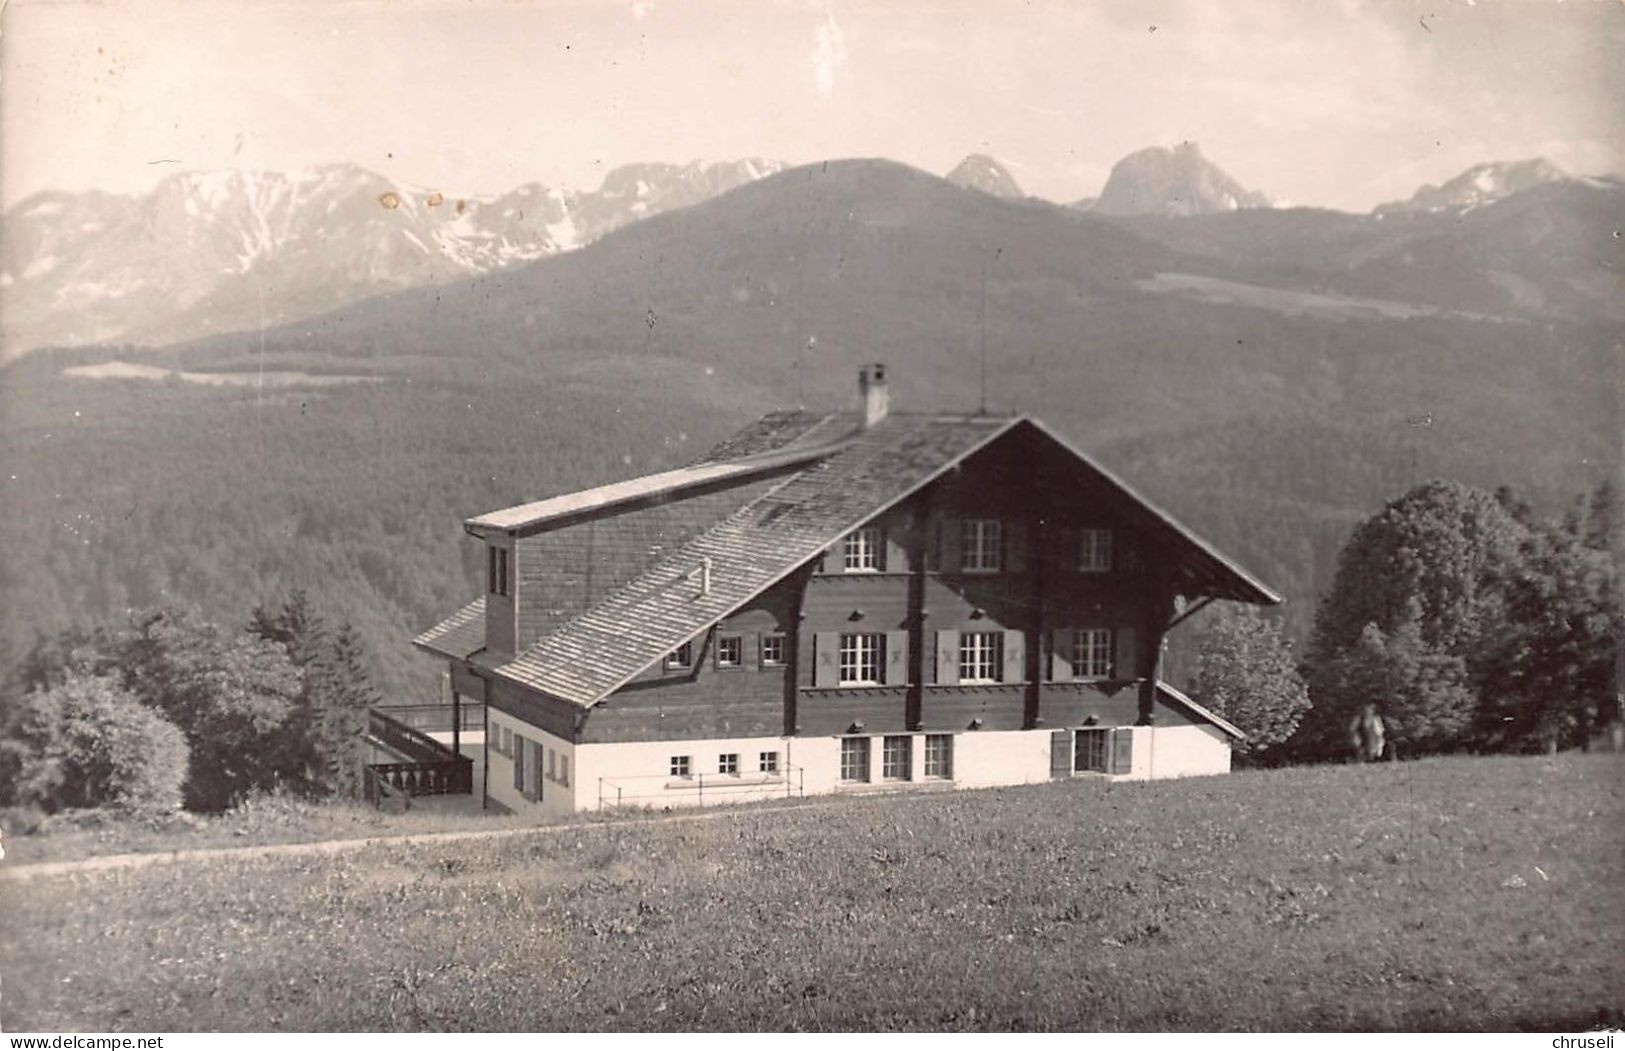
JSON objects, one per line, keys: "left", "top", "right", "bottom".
{"left": 1025, "top": 418, "right": 1281, "bottom": 605}
{"left": 414, "top": 410, "right": 1281, "bottom": 708}
{"left": 1156, "top": 681, "right": 1247, "bottom": 740}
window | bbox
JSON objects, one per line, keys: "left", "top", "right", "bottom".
{"left": 882, "top": 736, "right": 912, "bottom": 781}
{"left": 1072, "top": 628, "right": 1114, "bottom": 679}
{"left": 719, "top": 753, "right": 739, "bottom": 775}
{"left": 487, "top": 545, "right": 510, "bottom": 596}
{"left": 961, "top": 518, "right": 1002, "bottom": 573}
{"left": 839, "top": 633, "right": 883, "bottom": 686}
{"left": 716, "top": 635, "right": 743, "bottom": 668}
{"left": 760, "top": 633, "right": 786, "bottom": 666}
{"left": 959, "top": 631, "right": 1003, "bottom": 684}
{"left": 670, "top": 755, "right": 691, "bottom": 778}
{"left": 546, "top": 749, "right": 556, "bottom": 781}
{"left": 558, "top": 754, "right": 570, "bottom": 786}
{"left": 502, "top": 726, "right": 512, "bottom": 756}
{"left": 666, "top": 642, "right": 694, "bottom": 670}
{"left": 1079, "top": 529, "right": 1113, "bottom": 572}
{"left": 843, "top": 526, "right": 882, "bottom": 572}
{"left": 1074, "top": 729, "right": 1110, "bottom": 774}
{"left": 840, "top": 737, "right": 870, "bottom": 783}
{"left": 759, "top": 751, "right": 779, "bottom": 773}
{"left": 924, "top": 735, "right": 953, "bottom": 779}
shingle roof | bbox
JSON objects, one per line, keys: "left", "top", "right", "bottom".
{"left": 466, "top": 422, "right": 849, "bottom": 537}
{"left": 417, "top": 410, "right": 1280, "bottom": 707}
{"left": 493, "top": 413, "right": 1019, "bottom": 706}
{"left": 412, "top": 597, "right": 486, "bottom": 660}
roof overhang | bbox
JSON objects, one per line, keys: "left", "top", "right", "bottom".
{"left": 1157, "top": 681, "right": 1247, "bottom": 740}
{"left": 1021, "top": 418, "right": 1282, "bottom": 605}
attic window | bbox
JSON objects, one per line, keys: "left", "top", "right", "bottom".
{"left": 961, "top": 519, "right": 1002, "bottom": 573}
{"left": 843, "top": 527, "right": 882, "bottom": 572}
{"left": 666, "top": 642, "right": 694, "bottom": 670}
{"left": 1079, "top": 529, "right": 1113, "bottom": 573}
{"left": 487, "top": 545, "right": 510, "bottom": 597}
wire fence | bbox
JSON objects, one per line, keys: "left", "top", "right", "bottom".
{"left": 598, "top": 766, "right": 806, "bottom": 810}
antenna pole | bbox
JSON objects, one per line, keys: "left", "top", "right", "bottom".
{"left": 978, "top": 254, "right": 989, "bottom": 415}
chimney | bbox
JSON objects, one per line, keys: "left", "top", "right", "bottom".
{"left": 859, "top": 363, "right": 889, "bottom": 428}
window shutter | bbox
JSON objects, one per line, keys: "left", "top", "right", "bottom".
{"left": 1115, "top": 627, "right": 1137, "bottom": 680}
{"left": 937, "top": 516, "right": 961, "bottom": 572}
{"left": 813, "top": 631, "right": 838, "bottom": 687}
{"left": 883, "top": 631, "right": 909, "bottom": 685}
{"left": 1001, "top": 630, "right": 1025, "bottom": 684}
{"left": 1049, "top": 629, "right": 1074, "bottom": 682}
{"left": 1052, "top": 524, "right": 1076, "bottom": 573}
{"left": 1005, "top": 520, "right": 1028, "bottom": 574}
{"left": 1050, "top": 730, "right": 1072, "bottom": 779}
{"left": 1111, "top": 728, "right": 1135, "bottom": 775}
{"left": 884, "top": 521, "right": 909, "bottom": 574}
{"left": 513, "top": 734, "right": 526, "bottom": 791}
{"left": 934, "top": 629, "right": 960, "bottom": 684}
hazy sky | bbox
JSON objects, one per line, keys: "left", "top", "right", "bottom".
{"left": 2, "top": 0, "right": 1620, "bottom": 212}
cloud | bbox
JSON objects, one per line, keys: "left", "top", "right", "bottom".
{"left": 812, "top": 9, "right": 846, "bottom": 97}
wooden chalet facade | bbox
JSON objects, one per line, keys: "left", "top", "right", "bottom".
{"left": 413, "top": 365, "right": 1279, "bottom": 815}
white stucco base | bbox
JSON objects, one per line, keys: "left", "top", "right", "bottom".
{"left": 481, "top": 707, "right": 1234, "bottom": 814}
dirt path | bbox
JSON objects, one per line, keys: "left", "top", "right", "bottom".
{"left": 0, "top": 801, "right": 826, "bottom": 883}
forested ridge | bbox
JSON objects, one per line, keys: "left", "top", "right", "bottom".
{"left": 1, "top": 160, "right": 1616, "bottom": 703}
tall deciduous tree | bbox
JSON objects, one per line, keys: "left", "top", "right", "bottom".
{"left": 1477, "top": 487, "right": 1622, "bottom": 751}
{"left": 1299, "top": 480, "right": 1528, "bottom": 758}
{"left": 1189, "top": 605, "right": 1311, "bottom": 762}
{"left": 11, "top": 608, "right": 303, "bottom": 811}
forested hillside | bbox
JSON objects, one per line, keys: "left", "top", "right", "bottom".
{"left": 2, "top": 160, "right": 1616, "bottom": 700}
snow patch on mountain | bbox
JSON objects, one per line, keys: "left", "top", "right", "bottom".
{"left": 1, "top": 158, "right": 787, "bottom": 359}
{"left": 1374, "top": 158, "right": 1572, "bottom": 215}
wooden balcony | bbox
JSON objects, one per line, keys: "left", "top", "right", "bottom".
{"left": 364, "top": 705, "right": 475, "bottom": 807}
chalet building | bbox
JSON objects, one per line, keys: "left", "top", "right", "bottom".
{"left": 412, "top": 365, "right": 1279, "bottom": 815}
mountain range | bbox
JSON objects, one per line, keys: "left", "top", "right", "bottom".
{"left": 0, "top": 158, "right": 785, "bottom": 359}
{"left": 6, "top": 144, "right": 1613, "bottom": 361}
{"left": 1, "top": 152, "right": 1616, "bottom": 701}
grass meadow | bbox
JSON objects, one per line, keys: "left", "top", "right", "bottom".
{"left": 1, "top": 754, "right": 1621, "bottom": 1032}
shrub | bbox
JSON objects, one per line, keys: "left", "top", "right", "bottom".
{"left": 1189, "top": 605, "right": 1311, "bottom": 762}
{"left": 0, "top": 674, "right": 189, "bottom": 814}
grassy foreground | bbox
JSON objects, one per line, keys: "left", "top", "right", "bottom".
{"left": 2, "top": 754, "right": 1621, "bottom": 1032}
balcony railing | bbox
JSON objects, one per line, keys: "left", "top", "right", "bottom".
{"left": 371, "top": 702, "right": 485, "bottom": 735}
{"left": 364, "top": 759, "right": 473, "bottom": 801}
{"left": 364, "top": 705, "right": 474, "bottom": 806}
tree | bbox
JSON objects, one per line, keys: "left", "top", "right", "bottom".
{"left": 11, "top": 608, "right": 304, "bottom": 812}
{"left": 1476, "top": 502, "right": 1622, "bottom": 752}
{"left": 249, "top": 592, "right": 381, "bottom": 798}
{"left": 1188, "top": 605, "right": 1311, "bottom": 762}
{"left": 311, "top": 622, "right": 383, "bottom": 797}
{"left": 1299, "top": 480, "right": 1528, "bottom": 758}
{"left": 0, "top": 673, "right": 189, "bottom": 814}
{"left": 1306, "top": 480, "right": 1527, "bottom": 662}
